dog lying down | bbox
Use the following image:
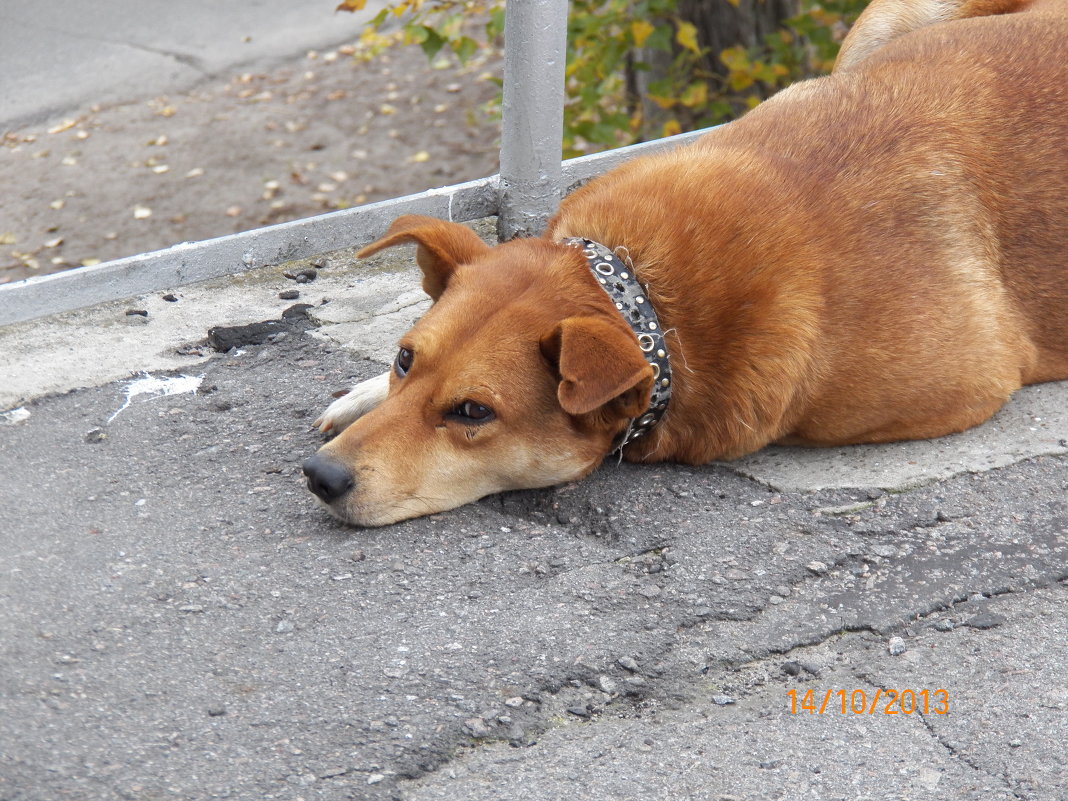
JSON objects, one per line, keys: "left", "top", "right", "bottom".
{"left": 304, "top": 0, "right": 1068, "bottom": 526}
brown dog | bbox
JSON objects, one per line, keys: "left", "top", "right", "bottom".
{"left": 304, "top": 0, "right": 1068, "bottom": 526}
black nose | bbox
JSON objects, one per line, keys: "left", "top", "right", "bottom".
{"left": 302, "top": 454, "right": 354, "bottom": 503}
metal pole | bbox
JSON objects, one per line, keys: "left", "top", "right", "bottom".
{"left": 496, "top": 0, "right": 569, "bottom": 241}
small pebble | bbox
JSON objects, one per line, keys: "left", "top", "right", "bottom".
{"left": 617, "top": 656, "right": 640, "bottom": 673}
{"left": 933, "top": 619, "right": 955, "bottom": 632}
{"left": 782, "top": 661, "right": 801, "bottom": 676}
{"left": 598, "top": 676, "right": 618, "bottom": 695}
{"left": 125, "top": 308, "right": 148, "bottom": 317}
{"left": 567, "top": 705, "right": 591, "bottom": 718}
{"left": 278, "top": 289, "right": 300, "bottom": 300}
{"left": 162, "top": 293, "right": 179, "bottom": 302}
{"left": 965, "top": 612, "right": 1006, "bottom": 630}
{"left": 464, "top": 717, "right": 492, "bottom": 737}
{"left": 207, "top": 706, "right": 227, "bottom": 717}
{"left": 888, "top": 636, "right": 907, "bottom": 656}
{"left": 177, "top": 604, "right": 204, "bottom": 613}
{"left": 711, "top": 695, "right": 735, "bottom": 706}
{"left": 504, "top": 696, "right": 524, "bottom": 708}
{"left": 275, "top": 620, "right": 294, "bottom": 633}
{"left": 367, "top": 774, "right": 385, "bottom": 785}
{"left": 350, "top": 550, "right": 366, "bottom": 562}
{"left": 85, "top": 428, "right": 107, "bottom": 443}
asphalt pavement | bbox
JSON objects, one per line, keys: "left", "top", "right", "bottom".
{"left": 1, "top": 5, "right": 1067, "bottom": 799}
{"left": 0, "top": 0, "right": 377, "bottom": 129}
{"left": 1, "top": 234, "right": 1066, "bottom": 800}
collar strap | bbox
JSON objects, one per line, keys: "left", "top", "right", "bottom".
{"left": 565, "top": 238, "right": 672, "bottom": 451}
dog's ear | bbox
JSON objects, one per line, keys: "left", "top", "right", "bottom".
{"left": 540, "top": 316, "right": 653, "bottom": 417}
{"left": 357, "top": 215, "right": 489, "bottom": 300}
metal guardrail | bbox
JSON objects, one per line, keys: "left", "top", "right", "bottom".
{"left": 0, "top": 2, "right": 712, "bottom": 327}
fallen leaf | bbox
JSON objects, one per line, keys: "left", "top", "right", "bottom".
{"left": 152, "top": 165, "right": 170, "bottom": 174}
{"left": 44, "top": 237, "right": 63, "bottom": 248}
{"left": 133, "top": 206, "right": 152, "bottom": 219}
{"left": 81, "top": 258, "right": 101, "bottom": 267}
{"left": 48, "top": 119, "right": 77, "bottom": 134}
{"left": 407, "top": 151, "right": 430, "bottom": 163}
{"left": 156, "top": 105, "right": 177, "bottom": 117}
{"left": 335, "top": 0, "right": 368, "bottom": 12}
{"left": 148, "top": 134, "right": 169, "bottom": 146}
{"left": 61, "top": 155, "right": 78, "bottom": 166}
{"left": 0, "top": 233, "right": 15, "bottom": 245}
{"left": 225, "top": 206, "right": 242, "bottom": 217}
{"left": 185, "top": 167, "right": 205, "bottom": 178}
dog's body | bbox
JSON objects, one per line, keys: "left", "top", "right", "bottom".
{"left": 306, "top": 0, "right": 1068, "bottom": 526}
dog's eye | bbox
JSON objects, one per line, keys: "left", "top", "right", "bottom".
{"left": 449, "top": 400, "right": 495, "bottom": 424}
{"left": 395, "top": 347, "right": 413, "bottom": 378}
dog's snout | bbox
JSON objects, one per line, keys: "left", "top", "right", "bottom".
{"left": 302, "top": 454, "right": 354, "bottom": 503}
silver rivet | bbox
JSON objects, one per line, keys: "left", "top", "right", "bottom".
{"left": 648, "top": 322, "right": 658, "bottom": 330}
{"left": 661, "top": 378, "right": 670, "bottom": 387}
{"left": 599, "top": 277, "right": 606, "bottom": 284}
{"left": 657, "top": 349, "right": 666, "bottom": 358}
{"left": 620, "top": 272, "right": 629, "bottom": 280}
{"left": 616, "top": 302, "right": 623, "bottom": 310}
{"left": 636, "top": 296, "right": 645, "bottom": 304}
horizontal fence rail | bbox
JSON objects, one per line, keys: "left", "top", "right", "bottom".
{"left": 0, "top": 128, "right": 711, "bottom": 327}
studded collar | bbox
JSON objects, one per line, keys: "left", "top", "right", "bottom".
{"left": 564, "top": 238, "right": 672, "bottom": 452}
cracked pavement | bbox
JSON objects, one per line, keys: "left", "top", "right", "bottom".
{"left": 2, "top": 4, "right": 1066, "bottom": 796}
{"left": 1, "top": 232, "right": 1066, "bottom": 800}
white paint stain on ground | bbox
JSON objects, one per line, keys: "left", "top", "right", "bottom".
{"left": 0, "top": 407, "right": 31, "bottom": 425}
{"left": 108, "top": 372, "right": 204, "bottom": 423}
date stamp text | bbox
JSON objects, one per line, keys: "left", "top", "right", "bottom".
{"left": 787, "top": 688, "right": 949, "bottom": 715}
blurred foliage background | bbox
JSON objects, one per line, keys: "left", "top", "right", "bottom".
{"left": 338, "top": 0, "right": 868, "bottom": 156}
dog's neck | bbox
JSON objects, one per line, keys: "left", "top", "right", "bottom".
{"left": 564, "top": 238, "right": 672, "bottom": 452}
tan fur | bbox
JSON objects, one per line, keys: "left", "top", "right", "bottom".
{"left": 307, "top": 0, "right": 1068, "bottom": 526}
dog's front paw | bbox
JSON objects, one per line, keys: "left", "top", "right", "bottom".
{"left": 314, "top": 372, "right": 390, "bottom": 434}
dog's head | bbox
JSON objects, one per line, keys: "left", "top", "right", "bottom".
{"left": 305, "top": 215, "right": 655, "bottom": 526}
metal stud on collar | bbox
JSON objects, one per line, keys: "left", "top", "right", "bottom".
{"left": 565, "top": 238, "right": 672, "bottom": 451}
